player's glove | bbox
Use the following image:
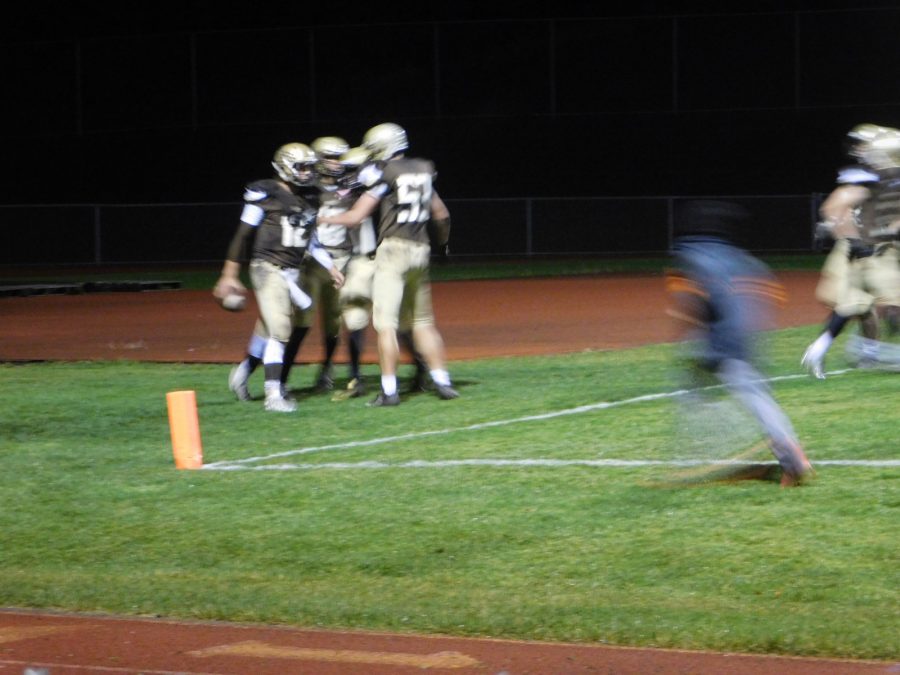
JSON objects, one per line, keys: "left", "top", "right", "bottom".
{"left": 288, "top": 208, "right": 317, "bottom": 228}
{"left": 847, "top": 239, "right": 875, "bottom": 259}
{"left": 813, "top": 220, "right": 834, "bottom": 243}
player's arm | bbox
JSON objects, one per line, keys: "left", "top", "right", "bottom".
{"left": 213, "top": 222, "right": 254, "bottom": 299}
{"left": 213, "top": 192, "right": 265, "bottom": 299}
{"left": 819, "top": 185, "right": 869, "bottom": 239}
{"left": 307, "top": 231, "right": 345, "bottom": 288}
{"left": 427, "top": 190, "right": 452, "bottom": 250}
{"left": 317, "top": 192, "right": 379, "bottom": 227}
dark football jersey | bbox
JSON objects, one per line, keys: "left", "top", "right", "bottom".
{"left": 242, "top": 179, "right": 316, "bottom": 268}
{"left": 368, "top": 158, "right": 437, "bottom": 245}
{"left": 860, "top": 167, "right": 900, "bottom": 242}
{"left": 293, "top": 183, "right": 321, "bottom": 211}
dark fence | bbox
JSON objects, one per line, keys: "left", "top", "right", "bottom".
{"left": 1, "top": 195, "right": 823, "bottom": 266}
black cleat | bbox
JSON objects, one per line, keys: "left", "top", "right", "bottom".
{"left": 434, "top": 383, "right": 460, "bottom": 400}
{"left": 315, "top": 368, "right": 335, "bottom": 392}
{"left": 367, "top": 391, "right": 401, "bottom": 407}
{"left": 347, "top": 377, "right": 366, "bottom": 398}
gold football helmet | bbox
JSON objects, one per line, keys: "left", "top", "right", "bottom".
{"left": 362, "top": 123, "right": 408, "bottom": 161}
{"left": 338, "top": 146, "right": 372, "bottom": 190}
{"left": 846, "top": 124, "right": 900, "bottom": 168}
{"left": 272, "top": 143, "right": 316, "bottom": 186}
{"left": 311, "top": 136, "right": 350, "bottom": 177}
{"left": 867, "top": 129, "right": 900, "bottom": 170}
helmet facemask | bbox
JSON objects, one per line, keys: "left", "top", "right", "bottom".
{"left": 312, "top": 136, "right": 350, "bottom": 179}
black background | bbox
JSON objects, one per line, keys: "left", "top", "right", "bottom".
{"left": 3, "top": 2, "right": 900, "bottom": 260}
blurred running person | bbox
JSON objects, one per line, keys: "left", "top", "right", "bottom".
{"left": 668, "top": 200, "right": 813, "bottom": 487}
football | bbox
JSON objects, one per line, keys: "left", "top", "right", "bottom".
{"left": 220, "top": 292, "right": 247, "bottom": 312}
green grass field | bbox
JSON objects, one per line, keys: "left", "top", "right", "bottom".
{"left": 0, "top": 323, "right": 897, "bottom": 660}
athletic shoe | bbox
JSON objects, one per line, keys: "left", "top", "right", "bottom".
{"left": 780, "top": 463, "right": 814, "bottom": 487}
{"left": 228, "top": 364, "right": 252, "bottom": 401}
{"left": 280, "top": 384, "right": 296, "bottom": 401}
{"left": 434, "top": 383, "right": 460, "bottom": 400}
{"left": 367, "top": 391, "right": 400, "bottom": 407}
{"left": 347, "top": 377, "right": 366, "bottom": 398}
{"left": 315, "top": 367, "right": 335, "bottom": 392}
{"left": 779, "top": 443, "right": 814, "bottom": 488}
{"left": 800, "top": 347, "right": 826, "bottom": 380}
{"left": 264, "top": 394, "right": 297, "bottom": 413}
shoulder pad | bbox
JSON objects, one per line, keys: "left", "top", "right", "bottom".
{"left": 837, "top": 165, "right": 879, "bottom": 186}
{"left": 358, "top": 163, "right": 383, "bottom": 188}
{"left": 244, "top": 179, "right": 280, "bottom": 202}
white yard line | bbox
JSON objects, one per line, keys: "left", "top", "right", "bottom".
{"left": 203, "top": 369, "right": 864, "bottom": 472}
{"left": 207, "top": 458, "right": 900, "bottom": 472}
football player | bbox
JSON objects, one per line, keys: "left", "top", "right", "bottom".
{"left": 216, "top": 143, "right": 343, "bottom": 412}
{"left": 670, "top": 200, "right": 813, "bottom": 486}
{"left": 334, "top": 145, "right": 430, "bottom": 399}
{"left": 288, "top": 136, "right": 352, "bottom": 393}
{"left": 317, "top": 123, "right": 458, "bottom": 406}
{"left": 802, "top": 124, "right": 900, "bottom": 376}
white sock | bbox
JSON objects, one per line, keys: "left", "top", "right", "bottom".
{"left": 381, "top": 375, "right": 397, "bottom": 396}
{"left": 430, "top": 369, "right": 451, "bottom": 386}
{"left": 263, "top": 338, "right": 285, "bottom": 365}
{"left": 806, "top": 332, "right": 833, "bottom": 361}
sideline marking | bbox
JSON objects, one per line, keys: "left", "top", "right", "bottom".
{"left": 0, "top": 624, "right": 90, "bottom": 644}
{"left": 204, "top": 370, "right": 855, "bottom": 471}
{"left": 203, "top": 458, "right": 900, "bottom": 472}
{"left": 189, "top": 640, "right": 480, "bottom": 669}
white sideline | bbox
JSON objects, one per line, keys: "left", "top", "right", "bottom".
{"left": 208, "top": 458, "right": 900, "bottom": 472}
{"left": 203, "top": 369, "right": 863, "bottom": 472}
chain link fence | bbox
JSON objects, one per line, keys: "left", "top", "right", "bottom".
{"left": 0, "top": 194, "right": 824, "bottom": 265}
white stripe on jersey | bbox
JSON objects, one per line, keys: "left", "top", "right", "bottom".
{"left": 358, "top": 163, "right": 382, "bottom": 188}
{"left": 358, "top": 218, "right": 377, "bottom": 254}
{"left": 838, "top": 167, "right": 878, "bottom": 184}
{"left": 310, "top": 244, "right": 335, "bottom": 270}
{"left": 243, "top": 188, "right": 267, "bottom": 202}
{"left": 240, "top": 203, "right": 265, "bottom": 226}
